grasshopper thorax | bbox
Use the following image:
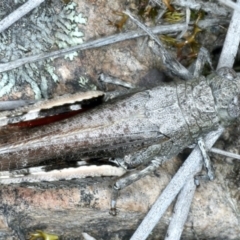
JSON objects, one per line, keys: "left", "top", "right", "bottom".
{"left": 207, "top": 70, "right": 240, "bottom": 126}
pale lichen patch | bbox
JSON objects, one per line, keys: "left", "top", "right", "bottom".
{"left": 78, "top": 76, "right": 97, "bottom": 91}
{"left": 0, "top": 0, "right": 87, "bottom": 99}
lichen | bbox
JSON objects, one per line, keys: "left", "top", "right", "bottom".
{"left": 78, "top": 76, "right": 97, "bottom": 91}
{"left": 0, "top": 0, "right": 87, "bottom": 99}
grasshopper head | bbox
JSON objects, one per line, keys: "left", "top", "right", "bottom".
{"left": 207, "top": 68, "right": 240, "bottom": 126}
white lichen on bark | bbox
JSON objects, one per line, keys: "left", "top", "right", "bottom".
{"left": 0, "top": 0, "right": 86, "bottom": 99}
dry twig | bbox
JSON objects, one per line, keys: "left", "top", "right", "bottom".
{"left": 0, "top": 23, "right": 187, "bottom": 73}
{"left": 217, "top": 0, "right": 240, "bottom": 68}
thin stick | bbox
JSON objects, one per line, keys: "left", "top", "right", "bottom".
{"left": 177, "top": 7, "right": 190, "bottom": 39}
{"left": 0, "top": 23, "right": 187, "bottom": 73}
{"left": 210, "top": 147, "right": 240, "bottom": 160}
{"left": 173, "top": 0, "right": 228, "bottom": 15}
{"left": 217, "top": 0, "right": 240, "bottom": 68}
{"left": 218, "top": 0, "right": 240, "bottom": 13}
{"left": 0, "top": 0, "right": 45, "bottom": 33}
{"left": 165, "top": 178, "right": 196, "bottom": 240}
{"left": 0, "top": 17, "right": 227, "bottom": 74}
{"left": 130, "top": 127, "right": 224, "bottom": 240}
{"left": 123, "top": 10, "right": 191, "bottom": 80}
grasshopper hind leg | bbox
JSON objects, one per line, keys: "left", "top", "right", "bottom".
{"left": 109, "top": 157, "right": 162, "bottom": 216}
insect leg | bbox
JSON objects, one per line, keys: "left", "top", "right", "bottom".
{"left": 110, "top": 156, "right": 146, "bottom": 170}
{"left": 98, "top": 73, "right": 139, "bottom": 101}
{"left": 197, "top": 137, "right": 214, "bottom": 180}
{"left": 98, "top": 73, "right": 135, "bottom": 90}
{"left": 109, "top": 157, "right": 162, "bottom": 216}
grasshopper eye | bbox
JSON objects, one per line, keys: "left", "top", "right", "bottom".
{"left": 228, "top": 95, "right": 240, "bottom": 118}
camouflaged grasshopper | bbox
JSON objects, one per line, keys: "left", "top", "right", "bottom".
{"left": 0, "top": 67, "right": 239, "bottom": 215}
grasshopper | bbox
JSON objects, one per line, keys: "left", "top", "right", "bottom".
{"left": 0, "top": 1, "right": 239, "bottom": 239}
{"left": 0, "top": 67, "right": 239, "bottom": 216}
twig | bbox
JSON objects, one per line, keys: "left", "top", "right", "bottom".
{"left": 150, "top": 0, "right": 163, "bottom": 8}
{"left": 130, "top": 127, "right": 224, "bottom": 240}
{"left": 218, "top": 0, "right": 240, "bottom": 13}
{"left": 210, "top": 147, "right": 240, "bottom": 161}
{"left": 217, "top": 0, "right": 240, "bottom": 68}
{"left": 0, "top": 23, "right": 187, "bottom": 73}
{"left": 197, "top": 19, "right": 229, "bottom": 29}
{"left": 164, "top": 178, "right": 196, "bottom": 240}
{"left": 177, "top": 7, "right": 190, "bottom": 39}
{"left": 123, "top": 10, "right": 192, "bottom": 80}
{"left": 173, "top": 0, "right": 229, "bottom": 15}
{"left": 0, "top": 0, "right": 45, "bottom": 33}
{"left": 0, "top": 15, "right": 227, "bottom": 74}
